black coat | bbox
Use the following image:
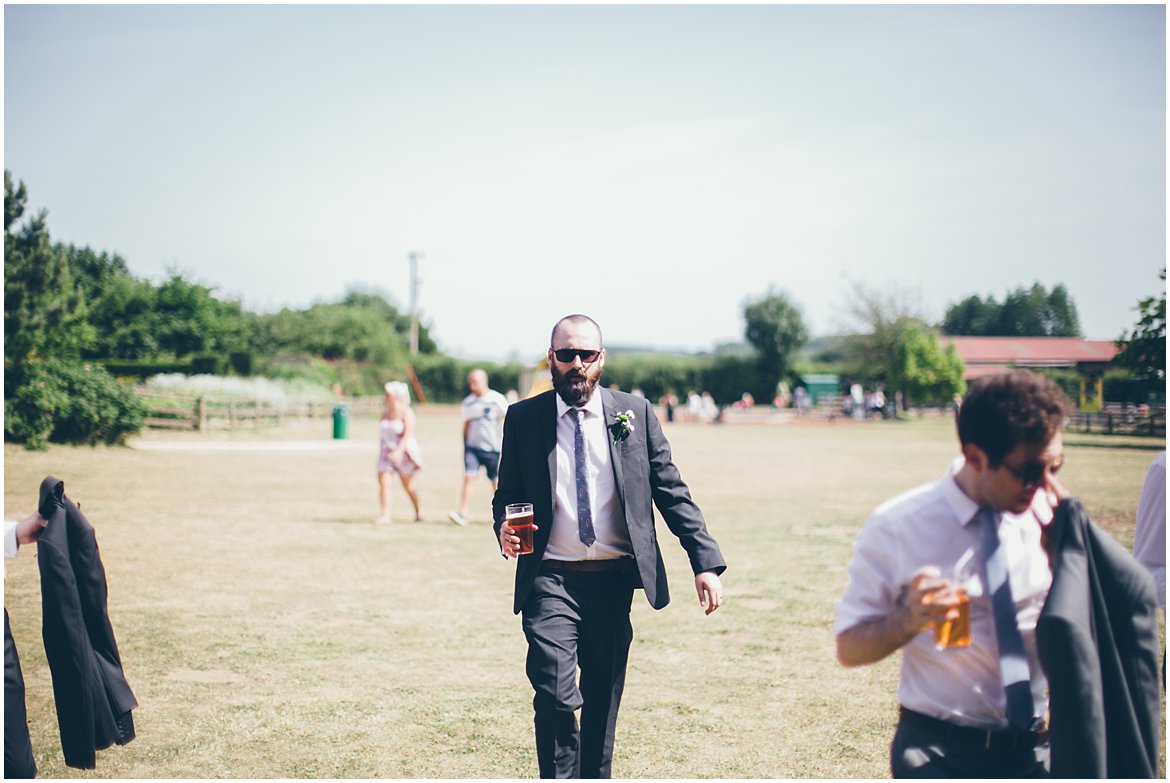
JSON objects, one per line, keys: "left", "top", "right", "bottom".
{"left": 36, "top": 476, "right": 137, "bottom": 770}
{"left": 1036, "top": 497, "right": 1161, "bottom": 778}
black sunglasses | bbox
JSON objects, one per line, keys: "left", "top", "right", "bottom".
{"left": 552, "top": 348, "right": 601, "bottom": 364}
{"left": 1000, "top": 456, "right": 1064, "bottom": 489}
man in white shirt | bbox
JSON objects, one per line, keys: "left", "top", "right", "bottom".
{"left": 1132, "top": 449, "right": 1166, "bottom": 686}
{"left": 493, "top": 314, "right": 726, "bottom": 778}
{"left": 836, "top": 370, "right": 1069, "bottom": 778}
{"left": 449, "top": 368, "right": 509, "bottom": 527}
{"left": 1132, "top": 451, "right": 1165, "bottom": 610}
{"left": 6, "top": 510, "right": 47, "bottom": 779}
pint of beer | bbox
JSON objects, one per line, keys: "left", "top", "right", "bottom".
{"left": 506, "top": 503, "right": 535, "bottom": 555}
{"left": 929, "top": 587, "right": 971, "bottom": 650}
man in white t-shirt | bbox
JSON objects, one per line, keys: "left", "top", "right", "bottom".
{"left": 449, "top": 368, "right": 509, "bottom": 526}
{"left": 836, "top": 370, "right": 1069, "bottom": 778}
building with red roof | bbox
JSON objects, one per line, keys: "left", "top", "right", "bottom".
{"left": 941, "top": 336, "right": 1118, "bottom": 410}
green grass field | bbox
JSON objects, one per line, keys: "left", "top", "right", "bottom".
{"left": 3, "top": 407, "right": 1164, "bottom": 778}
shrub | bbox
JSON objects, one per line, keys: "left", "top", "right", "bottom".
{"left": 5, "top": 359, "right": 145, "bottom": 449}
{"left": 189, "top": 354, "right": 225, "bottom": 375}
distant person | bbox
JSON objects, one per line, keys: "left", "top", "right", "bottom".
{"left": 700, "top": 391, "right": 717, "bottom": 422}
{"left": 374, "top": 381, "right": 424, "bottom": 525}
{"left": 449, "top": 369, "right": 508, "bottom": 527}
{"left": 850, "top": 383, "right": 865, "bottom": 420}
{"left": 871, "top": 387, "right": 887, "bottom": 419}
{"left": 794, "top": 386, "right": 809, "bottom": 416}
{"left": 836, "top": 370, "right": 1069, "bottom": 777}
{"left": 493, "top": 313, "right": 726, "bottom": 778}
{"left": 6, "top": 510, "right": 47, "bottom": 779}
{"left": 659, "top": 393, "right": 677, "bottom": 423}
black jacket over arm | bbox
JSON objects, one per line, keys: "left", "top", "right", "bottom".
{"left": 36, "top": 476, "right": 137, "bottom": 770}
{"left": 1036, "top": 497, "right": 1161, "bottom": 778}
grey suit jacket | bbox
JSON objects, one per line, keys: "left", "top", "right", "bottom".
{"left": 492, "top": 388, "right": 726, "bottom": 614}
{"left": 1036, "top": 497, "right": 1161, "bottom": 778}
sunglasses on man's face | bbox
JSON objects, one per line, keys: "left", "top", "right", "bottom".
{"left": 552, "top": 348, "right": 601, "bottom": 364}
{"left": 999, "top": 456, "right": 1064, "bottom": 489}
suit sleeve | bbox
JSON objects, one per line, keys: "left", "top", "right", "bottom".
{"left": 643, "top": 397, "right": 726, "bottom": 576}
{"left": 491, "top": 402, "right": 523, "bottom": 543}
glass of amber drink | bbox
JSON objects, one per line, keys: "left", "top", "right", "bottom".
{"left": 929, "top": 585, "right": 971, "bottom": 650}
{"left": 506, "top": 503, "right": 535, "bottom": 555}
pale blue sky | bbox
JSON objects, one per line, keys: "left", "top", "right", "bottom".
{"left": 4, "top": 4, "right": 1165, "bottom": 361}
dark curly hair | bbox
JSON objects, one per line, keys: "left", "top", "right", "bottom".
{"left": 956, "top": 370, "right": 1068, "bottom": 466}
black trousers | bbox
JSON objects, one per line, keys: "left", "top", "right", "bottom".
{"left": 521, "top": 570, "right": 636, "bottom": 779}
{"left": 5, "top": 609, "right": 36, "bottom": 779}
{"left": 891, "top": 710, "right": 1049, "bottom": 778}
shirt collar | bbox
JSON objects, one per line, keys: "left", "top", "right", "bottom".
{"left": 555, "top": 388, "right": 604, "bottom": 420}
{"left": 941, "top": 456, "right": 982, "bottom": 528}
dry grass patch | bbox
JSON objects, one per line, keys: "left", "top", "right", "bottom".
{"left": 3, "top": 408, "right": 1162, "bottom": 778}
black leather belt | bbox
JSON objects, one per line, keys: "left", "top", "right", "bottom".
{"left": 898, "top": 707, "right": 1047, "bottom": 751}
{"left": 540, "top": 558, "right": 631, "bottom": 574}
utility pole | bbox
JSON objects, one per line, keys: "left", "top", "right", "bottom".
{"left": 408, "top": 250, "right": 424, "bottom": 354}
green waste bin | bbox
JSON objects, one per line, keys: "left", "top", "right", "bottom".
{"left": 332, "top": 403, "right": 349, "bottom": 439}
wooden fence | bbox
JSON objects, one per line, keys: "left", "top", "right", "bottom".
{"left": 135, "top": 390, "right": 383, "bottom": 431}
{"left": 1067, "top": 403, "right": 1166, "bottom": 438}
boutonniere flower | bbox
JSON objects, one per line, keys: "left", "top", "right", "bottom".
{"left": 609, "top": 410, "right": 636, "bottom": 443}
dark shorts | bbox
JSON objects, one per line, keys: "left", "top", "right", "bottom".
{"left": 464, "top": 446, "right": 500, "bottom": 481}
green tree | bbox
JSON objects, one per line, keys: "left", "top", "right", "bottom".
{"left": 63, "top": 244, "right": 132, "bottom": 304}
{"left": 153, "top": 273, "right": 250, "bottom": 357}
{"left": 84, "top": 274, "right": 162, "bottom": 358}
{"left": 743, "top": 289, "right": 809, "bottom": 388}
{"left": 341, "top": 287, "right": 437, "bottom": 354}
{"left": 1114, "top": 269, "right": 1166, "bottom": 392}
{"left": 842, "top": 283, "right": 963, "bottom": 409}
{"left": 942, "top": 294, "right": 996, "bottom": 335}
{"left": 255, "top": 302, "right": 408, "bottom": 367}
{"left": 941, "top": 282, "right": 1081, "bottom": 336}
{"left": 4, "top": 172, "right": 94, "bottom": 392}
{"left": 889, "top": 321, "right": 966, "bottom": 406}
{"left": 840, "top": 283, "right": 923, "bottom": 380}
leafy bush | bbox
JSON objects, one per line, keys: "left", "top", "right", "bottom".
{"left": 5, "top": 359, "right": 145, "bottom": 449}
{"left": 602, "top": 355, "right": 704, "bottom": 402}
{"left": 101, "top": 358, "right": 193, "bottom": 380}
{"left": 409, "top": 354, "right": 523, "bottom": 403}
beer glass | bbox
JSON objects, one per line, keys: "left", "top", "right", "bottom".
{"left": 929, "top": 548, "right": 975, "bottom": 650}
{"left": 506, "top": 503, "right": 535, "bottom": 555}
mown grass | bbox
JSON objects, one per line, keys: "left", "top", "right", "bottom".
{"left": 3, "top": 408, "right": 1163, "bottom": 778}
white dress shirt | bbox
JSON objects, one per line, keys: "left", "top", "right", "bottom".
{"left": 1133, "top": 451, "right": 1166, "bottom": 609}
{"left": 835, "top": 458, "right": 1053, "bottom": 730}
{"left": 5, "top": 520, "right": 19, "bottom": 559}
{"left": 545, "top": 392, "right": 632, "bottom": 561}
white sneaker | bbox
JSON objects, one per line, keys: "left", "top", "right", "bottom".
{"left": 448, "top": 511, "right": 469, "bottom": 527}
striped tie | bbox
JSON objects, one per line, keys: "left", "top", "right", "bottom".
{"left": 571, "top": 409, "right": 596, "bottom": 547}
{"left": 977, "top": 507, "right": 1035, "bottom": 730}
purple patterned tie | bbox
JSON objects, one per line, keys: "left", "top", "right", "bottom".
{"left": 571, "top": 409, "right": 596, "bottom": 547}
{"left": 977, "top": 507, "right": 1035, "bottom": 730}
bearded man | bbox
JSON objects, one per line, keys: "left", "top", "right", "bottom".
{"left": 492, "top": 313, "right": 727, "bottom": 779}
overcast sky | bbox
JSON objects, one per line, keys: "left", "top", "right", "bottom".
{"left": 4, "top": 4, "right": 1165, "bottom": 361}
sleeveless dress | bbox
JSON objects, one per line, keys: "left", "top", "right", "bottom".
{"left": 377, "top": 416, "right": 423, "bottom": 474}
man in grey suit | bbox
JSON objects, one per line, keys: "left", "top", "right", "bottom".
{"left": 493, "top": 314, "right": 726, "bottom": 779}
